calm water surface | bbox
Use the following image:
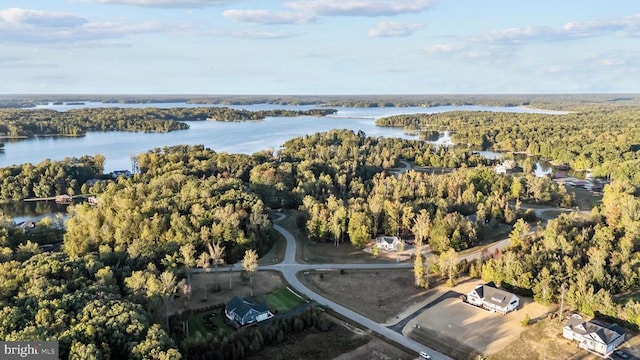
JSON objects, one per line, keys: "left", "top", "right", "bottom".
{"left": 0, "top": 103, "right": 566, "bottom": 173}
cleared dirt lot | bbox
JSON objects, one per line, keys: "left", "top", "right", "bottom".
{"left": 300, "top": 269, "right": 432, "bottom": 323}
{"left": 405, "top": 280, "right": 551, "bottom": 359}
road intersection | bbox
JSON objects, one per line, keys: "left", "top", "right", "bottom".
{"left": 197, "top": 204, "right": 565, "bottom": 359}
{"left": 264, "top": 215, "right": 452, "bottom": 360}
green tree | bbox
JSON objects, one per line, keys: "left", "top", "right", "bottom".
{"left": 347, "top": 210, "right": 372, "bottom": 248}
{"left": 242, "top": 249, "right": 258, "bottom": 296}
{"left": 159, "top": 271, "right": 178, "bottom": 329}
{"left": 439, "top": 248, "right": 458, "bottom": 287}
{"left": 180, "top": 243, "right": 196, "bottom": 286}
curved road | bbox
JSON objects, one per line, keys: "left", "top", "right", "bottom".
{"left": 195, "top": 206, "right": 567, "bottom": 359}
{"left": 264, "top": 214, "right": 452, "bottom": 360}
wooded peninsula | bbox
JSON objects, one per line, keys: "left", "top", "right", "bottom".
{"left": 0, "top": 95, "right": 640, "bottom": 359}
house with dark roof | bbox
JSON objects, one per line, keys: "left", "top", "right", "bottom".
{"left": 466, "top": 282, "right": 519, "bottom": 314}
{"left": 225, "top": 296, "right": 271, "bottom": 326}
{"left": 563, "top": 314, "right": 625, "bottom": 357}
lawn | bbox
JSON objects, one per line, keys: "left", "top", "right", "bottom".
{"left": 257, "top": 287, "right": 306, "bottom": 314}
{"left": 188, "top": 307, "right": 235, "bottom": 339}
{"left": 568, "top": 187, "right": 602, "bottom": 211}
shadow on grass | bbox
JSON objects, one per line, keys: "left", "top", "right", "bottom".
{"left": 188, "top": 307, "right": 235, "bottom": 339}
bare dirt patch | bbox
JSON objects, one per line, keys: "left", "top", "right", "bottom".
{"left": 300, "top": 269, "right": 431, "bottom": 323}
{"left": 405, "top": 280, "right": 552, "bottom": 359}
{"left": 492, "top": 314, "right": 640, "bottom": 360}
{"left": 489, "top": 317, "right": 588, "bottom": 360}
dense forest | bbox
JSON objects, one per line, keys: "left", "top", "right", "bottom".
{"left": 0, "top": 107, "right": 336, "bottom": 138}
{"left": 376, "top": 107, "right": 640, "bottom": 183}
{"left": 0, "top": 155, "right": 104, "bottom": 200}
{"left": 474, "top": 179, "right": 640, "bottom": 329}
{"left": 1, "top": 99, "right": 640, "bottom": 358}
{"left": 2, "top": 93, "right": 639, "bottom": 110}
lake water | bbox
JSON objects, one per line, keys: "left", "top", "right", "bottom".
{"left": 0, "top": 102, "right": 566, "bottom": 173}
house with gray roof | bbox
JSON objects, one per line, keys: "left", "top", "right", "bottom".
{"left": 466, "top": 282, "right": 519, "bottom": 314}
{"left": 563, "top": 314, "right": 625, "bottom": 357}
{"left": 225, "top": 296, "right": 271, "bottom": 326}
{"left": 375, "top": 236, "right": 402, "bottom": 251}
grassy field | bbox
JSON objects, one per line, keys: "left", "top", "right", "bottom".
{"left": 257, "top": 287, "right": 306, "bottom": 314}
{"left": 568, "top": 186, "right": 602, "bottom": 211}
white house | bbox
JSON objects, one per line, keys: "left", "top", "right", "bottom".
{"left": 563, "top": 314, "right": 625, "bottom": 357}
{"left": 466, "top": 282, "right": 519, "bottom": 314}
{"left": 375, "top": 236, "right": 402, "bottom": 251}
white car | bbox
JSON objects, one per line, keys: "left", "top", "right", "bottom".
{"left": 419, "top": 351, "right": 431, "bottom": 359}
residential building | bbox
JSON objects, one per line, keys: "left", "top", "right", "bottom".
{"left": 375, "top": 236, "right": 402, "bottom": 251}
{"left": 466, "top": 282, "right": 519, "bottom": 314}
{"left": 225, "top": 296, "right": 271, "bottom": 326}
{"left": 563, "top": 314, "right": 625, "bottom": 357}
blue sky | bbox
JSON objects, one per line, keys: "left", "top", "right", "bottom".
{"left": 1, "top": 0, "right": 639, "bottom": 94}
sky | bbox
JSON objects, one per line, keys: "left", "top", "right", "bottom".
{"left": 0, "top": 0, "right": 639, "bottom": 94}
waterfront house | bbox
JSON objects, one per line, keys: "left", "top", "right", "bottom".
{"left": 55, "top": 194, "right": 73, "bottom": 204}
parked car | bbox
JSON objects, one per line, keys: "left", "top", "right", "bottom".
{"left": 419, "top": 351, "right": 431, "bottom": 359}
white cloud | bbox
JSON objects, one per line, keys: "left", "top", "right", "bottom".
{"left": 201, "top": 28, "right": 291, "bottom": 39}
{"left": 368, "top": 21, "right": 423, "bottom": 37}
{"left": 0, "top": 8, "right": 87, "bottom": 28}
{"left": 426, "top": 43, "right": 465, "bottom": 54}
{"left": 285, "top": 0, "right": 435, "bottom": 17}
{"left": 472, "top": 13, "right": 640, "bottom": 45}
{"left": 0, "top": 8, "right": 167, "bottom": 44}
{"left": 74, "top": 0, "right": 237, "bottom": 8}
{"left": 223, "top": 9, "right": 313, "bottom": 25}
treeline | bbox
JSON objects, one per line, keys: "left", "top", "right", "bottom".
{"left": 248, "top": 130, "right": 569, "bottom": 251}
{"left": 0, "top": 155, "right": 104, "bottom": 200}
{"left": 180, "top": 306, "right": 331, "bottom": 360}
{"left": 205, "top": 107, "right": 337, "bottom": 121}
{"left": 474, "top": 179, "right": 640, "bottom": 327}
{"left": 0, "top": 108, "right": 189, "bottom": 137}
{"left": 376, "top": 108, "right": 640, "bottom": 182}
{"left": 298, "top": 167, "right": 567, "bottom": 252}
{"left": 0, "top": 107, "right": 336, "bottom": 139}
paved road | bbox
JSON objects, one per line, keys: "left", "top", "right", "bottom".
{"left": 192, "top": 205, "right": 568, "bottom": 359}
{"left": 265, "top": 213, "right": 452, "bottom": 360}
{"left": 387, "top": 290, "right": 462, "bottom": 333}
